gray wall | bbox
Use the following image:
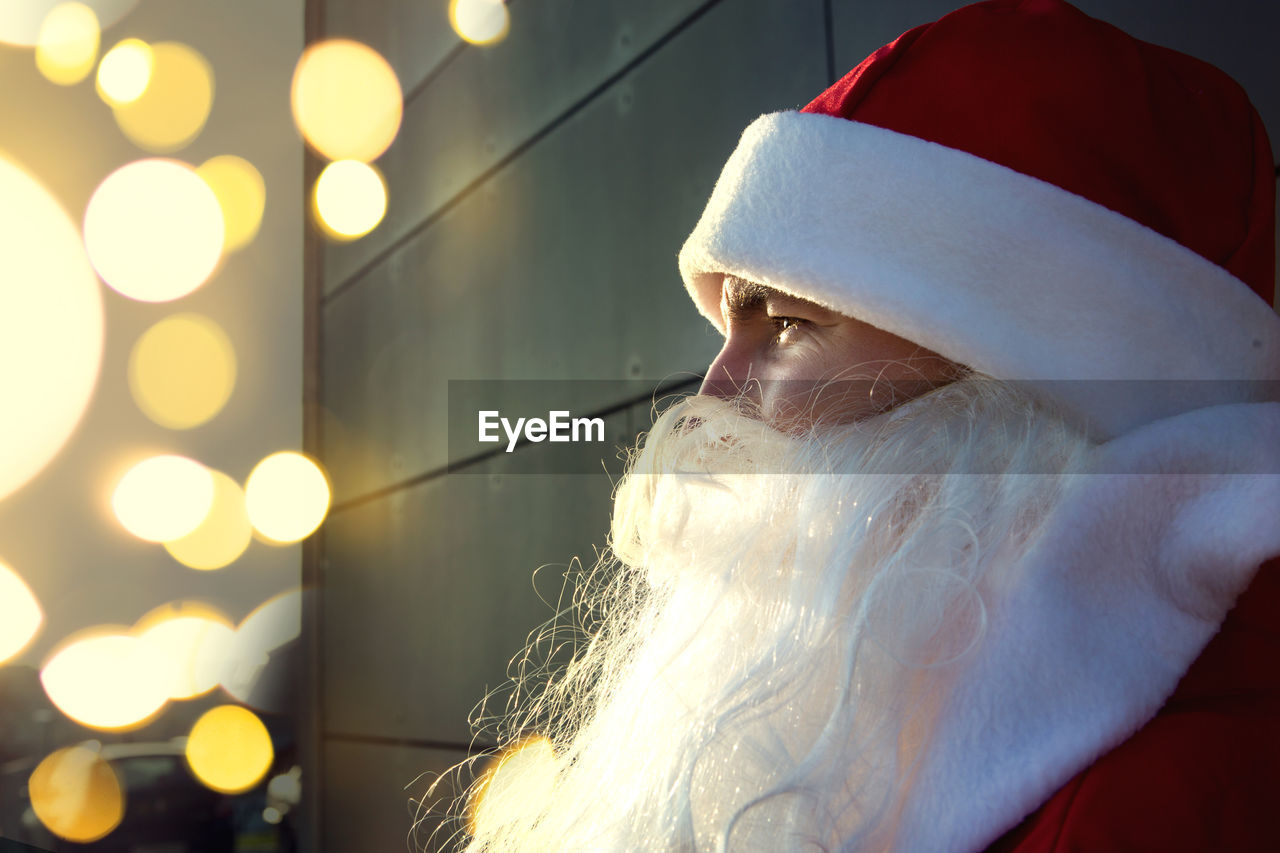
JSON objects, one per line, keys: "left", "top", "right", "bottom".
{"left": 308, "top": 1, "right": 1279, "bottom": 850}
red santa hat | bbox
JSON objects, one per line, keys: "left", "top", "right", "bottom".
{"left": 679, "top": 0, "right": 1279, "bottom": 437}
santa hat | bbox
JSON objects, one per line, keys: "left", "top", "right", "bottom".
{"left": 678, "top": 0, "right": 1280, "bottom": 437}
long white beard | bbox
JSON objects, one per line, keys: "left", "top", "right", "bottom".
{"left": 454, "top": 377, "right": 1092, "bottom": 853}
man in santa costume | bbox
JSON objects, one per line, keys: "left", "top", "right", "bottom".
{"left": 458, "top": 1, "right": 1280, "bottom": 850}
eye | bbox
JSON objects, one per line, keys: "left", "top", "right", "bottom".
{"left": 770, "top": 315, "right": 806, "bottom": 342}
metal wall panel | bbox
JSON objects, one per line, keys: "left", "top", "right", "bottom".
{"left": 321, "top": 0, "right": 827, "bottom": 504}
{"left": 323, "top": 0, "right": 459, "bottom": 99}
{"left": 321, "top": 0, "right": 714, "bottom": 295}
{"left": 322, "top": 740, "right": 472, "bottom": 853}
{"left": 321, "top": 408, "right": 638, "bottom": 745}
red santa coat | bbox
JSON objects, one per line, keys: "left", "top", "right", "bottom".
{"left": 988, "top": 557, "right": 1280, "bottom": 852}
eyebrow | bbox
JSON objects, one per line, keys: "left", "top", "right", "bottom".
{"left": 722, "top": 277, "right": 773, "bottom": 318}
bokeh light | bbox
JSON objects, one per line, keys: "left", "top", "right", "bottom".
{"left": 163, "top": 470, "right": 253, "bottom": 570}
{"left": 0, "top": 152, "right": 104, "bottom": 502}
{"left": 223, "top": 589, "right": 301, "bottom": 705}
{"left": 196, "top": 155, "right": 266, "bottom": 252}
{"left": 84, "top": 158, "right": 225, "bottom": 302}
{"left": 450, "top": 0, "right": 510, "bottom": 45}
{"left": 313, "top": 159, "right": 386, "bottom": 240}
{"left": 290, "top": 39, "right": 402, "bottom": 162}
{"left": 128, "top": 313, "right": 237, "bottom": 430}
{"left": 470, "top": 736, "right": 556, "bottom": 836}
{"left": 133, "top": 602, "right": 235, "bottom": 699}
{"left": 41, "top": 630, "right": 174, "bottom": 730}
{"left": 0, "top": 561, "right": 43, "bottom": 665}
{"left": 0, "top": 0, "right": 137, "bottom": 47}
{"left": 35, "top": 2, "right": 100, "bottom": 86}
{"left": 244, "top": 452, "right": 330, "bottom": 543}
{"left": 96, "top": 38, "right": 153, "bottom": 106}
{"left": 28, "top": 744, "right": 124, "bottom": 843}
{"left": 185, "top": 704, "right": 274, "bottom": 793}
{"left": 111, "top": 41, "right": 213, "bottom": 152}
{"left": 111, "top": 455, "right": 215, "bottom": 543}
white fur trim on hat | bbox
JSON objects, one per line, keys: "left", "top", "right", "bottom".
{"left": 678, "top": 111, "right": 1280, "bottom": 437}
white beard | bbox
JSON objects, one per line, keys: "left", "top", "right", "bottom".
{"left": 456, "top": 377, "right": 1092, "bottom": 852}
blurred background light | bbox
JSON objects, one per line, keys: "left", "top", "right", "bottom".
{"left": 469, "top": 735, "right": 556, "bottom": 836}
{"left": 163, "top": 470, "right": 253, "bottom": 570}
{"left": 0, "top": 561, "right": 43, "bottom": 665}
{"left": 290, "top": 39, "right": 402, "bottom": 162}
{"left": 128, "top": 313, "right": 237, "bottom": 430}
{"left": 35, "top": 2, "right": 100, "bottom": 86}
{"left": 0, "top": 0, "right": 136, "bottom": 47}
{"left": 95, "top": 37, "right": 153, "bottom": 106}
{"left": 28, "top": 744, "right": 125, "bottom": 843}
{"left": 185, "top": 704, "right": 274, "bottom": 793}
{"left": 111, "top": 454, "right": 215, "bottom": 542}
{"left": 133, "top": 602, "right": 236, "bottom": 699}
{"left": 84, "top": 158, "right": 225, "bottom": 302}
{"left": 111, "top": 41, "right": 213, "bottom": 152}
{"left": 196, "top": 154, "right": 266, "bottom": 252}
{"left": 40, "top": 630, "right": 174, "bottom": 730}
{"left": 244, "top": 452, "right": 330, "bottom": 543}
{"left": 450, "top": 0, "right": 510, "bottom": 46}
{"left": 313, "top": 159, "right": 386, "bottom": 240}
{"left": 223, "top": 589, "right": 301, "bottom": 705}
{"left": 0, "top": 151, "right": 104, "bottom": 502}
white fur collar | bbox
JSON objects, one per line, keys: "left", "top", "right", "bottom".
{"left": 892, "top": 401, "right": 1280, "bottom": 851}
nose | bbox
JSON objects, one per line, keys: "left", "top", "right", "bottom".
{"left": 699, "top": 340, "right": 760, "bottom": 404}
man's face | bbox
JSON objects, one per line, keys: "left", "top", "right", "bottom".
{"left": 700, "top": 276, "right": 960, "bottom": 428}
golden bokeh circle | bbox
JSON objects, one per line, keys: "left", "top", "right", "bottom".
{"left": 111, "top": 454, "right": 215, "bottom": 543}
{"left": 163, "top": 470, "right": 253, "bottom": 570}
{"left": 185, "top": 704, "right": 274, "bottom": 793}
{"left": 0, "top": 151, "right": 104, "bottom": 501}
{"left": 112, "top": 41, "right": 213, "bottom": 153}
{"left": 313, "top": 159, "right": 387, "bottom": 240}
{"left": 128, "top": 313, "right": 237, "bottom": 430}
{"left": 40, "top": 630, "right": 174, "bottom": 730}
{"left": 244, "top": 452, "right": 331, "bottom": 543}
{"left": 83, "top": 158, "right": 225, "bottom": 302}
{"left": 35, "top": 2, "right": 100, "bottom": 86}
{"left": 29, "top": 745, "right": 124, "bottom": 843}
{"left": 0, "top": 560, "right": 43, "bottom": 665}
{"left": 290, "top": 39, "right": 402, "bottom": 162}
{"left": 450, "top": 0, "right": 510, "bottom": 46}
{"left": 96, "top": 38, "right": 153, "bottom": 106}
{"left": 196, "top": 155, "right": 266, "bottom": 252}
